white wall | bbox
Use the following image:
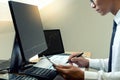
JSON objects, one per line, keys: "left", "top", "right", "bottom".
{"left": 0, "top": 21, "right": 15, "bottom": 60}
{"left": 39, "top": 0, "right": 114, "bottom": 58}
{"left": 0, "top": 1, "right": 15, "bottom": 59}
{"left": 0, "top": 0, "right": 114, "bottom": 58}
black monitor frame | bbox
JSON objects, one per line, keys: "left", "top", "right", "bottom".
{"left": 40, "top": 29, "right": 65, "bottom": 56}
{"left": 8, "top": 1, "right": 47, "bottom": 71}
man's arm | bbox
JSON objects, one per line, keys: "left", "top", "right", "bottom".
{"left": 85, "top": 70, "right": 120, "bottom": 80}
{"left": 89, "top": 58, "right": 108, "bottom": 72}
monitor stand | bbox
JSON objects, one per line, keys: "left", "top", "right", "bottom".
{"left": 9, "top": 37, "right": 36, "bottom": 73}
{"left": 9, "top": 37, "right": 24, "bottom": 73}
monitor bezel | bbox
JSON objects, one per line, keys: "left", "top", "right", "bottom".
{"left": 8, "top": 1, "right": 47, "bottom": 63}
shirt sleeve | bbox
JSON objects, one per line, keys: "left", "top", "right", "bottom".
{"left": 89, "top": 58, "right": 108, "bottom": 72}
{"left": 85, "top": 71, "right": 98, "bottom": 80}
{"left": 84, "top": 58, "right": 120, "bottom": 80}
{"left": 85, "top": 70, "right": 120, "bottom": 80}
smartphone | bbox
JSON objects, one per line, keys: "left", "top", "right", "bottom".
{"left": 43, "top": 55, "right": 56, "bottom": 67}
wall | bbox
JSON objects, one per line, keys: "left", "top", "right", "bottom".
{"left": 39, "top": 0, "right": 114, "bottom": 58}
{"left": 0, "top": 1, "right": 15, "bottom": 59}
{"left": 0, "top": 0, "right": 114, "bottom": 58}
{"left": 0, "top": 21, "right": 15, "bottom": 60}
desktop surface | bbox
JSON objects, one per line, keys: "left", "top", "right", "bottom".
{"left": 0, "top": 52, "right": 91, "bottom": 80}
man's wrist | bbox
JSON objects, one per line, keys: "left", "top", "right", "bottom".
{"left": 85, "top": 59, "right": 89, "bottom": 68}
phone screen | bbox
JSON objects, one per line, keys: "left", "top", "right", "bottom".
{"left": 43, "top": 55, "right": 56, "bottom": 67}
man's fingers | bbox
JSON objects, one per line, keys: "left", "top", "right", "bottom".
{"left": 55, "top": 65, "right": 72, "bottom": 69}
{"left": 68, "top": 53, "right": 78, "bottom": 60}
{"left": 71, "top": 57, "right": 79, "bottom": 62}
{"left": 55, "top": 65, "right": 72, "bottom": 74}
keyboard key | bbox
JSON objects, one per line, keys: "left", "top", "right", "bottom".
{"left": 24, "top": 67, "right": 57, "bottom": 80}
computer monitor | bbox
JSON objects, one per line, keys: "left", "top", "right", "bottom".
{"left": 40, "top": 29, "right": 65, "bottom": 56}
{"left": 8, "top": 1, "right": 47, "bottom": 62}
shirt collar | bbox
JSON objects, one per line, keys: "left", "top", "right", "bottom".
{"left": 114, "top": 9, "right": 120, "bottom": 24}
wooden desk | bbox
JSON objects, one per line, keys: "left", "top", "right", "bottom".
{"left": 30, "top": 51, "right": 91, "bottom": 63}
{"left": 65, "top": 51, "right": 91, "bottom": 58}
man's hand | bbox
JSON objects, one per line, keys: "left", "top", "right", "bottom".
{"left": 68, "top": 53, "right": 89, "bottom": 68}
{"left": 55, "top": 65, "right": 84, "bottom": 80}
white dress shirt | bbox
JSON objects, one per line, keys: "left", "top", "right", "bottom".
{"left": 85, "top": 10, "right": 120, "bottom": 80}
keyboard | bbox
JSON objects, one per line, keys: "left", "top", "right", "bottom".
{"left": 24, "top": 67, "right": 57, "bottom": 80}
{"left": 11, "top": 75, "right": 37, "bottom": 80}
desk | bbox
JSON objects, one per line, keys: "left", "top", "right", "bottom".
{"left": 30, "top": 52, "right": 91, "bottom": 63}
{"left": 65, "top": 51, "right": 91, "bottom": 58}
{"left": 0, "top": 52, "right": 91, "bottom": 80}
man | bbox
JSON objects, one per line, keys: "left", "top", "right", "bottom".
{"left": 55, "top": 0, "right": 120, "bottom": 80}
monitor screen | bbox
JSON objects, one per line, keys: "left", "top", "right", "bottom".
{"left": 41, "top": 29, "right": 64, "bottom": 56}
{"left": 9, "top": 1, "right": 47, "bottom": 61}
